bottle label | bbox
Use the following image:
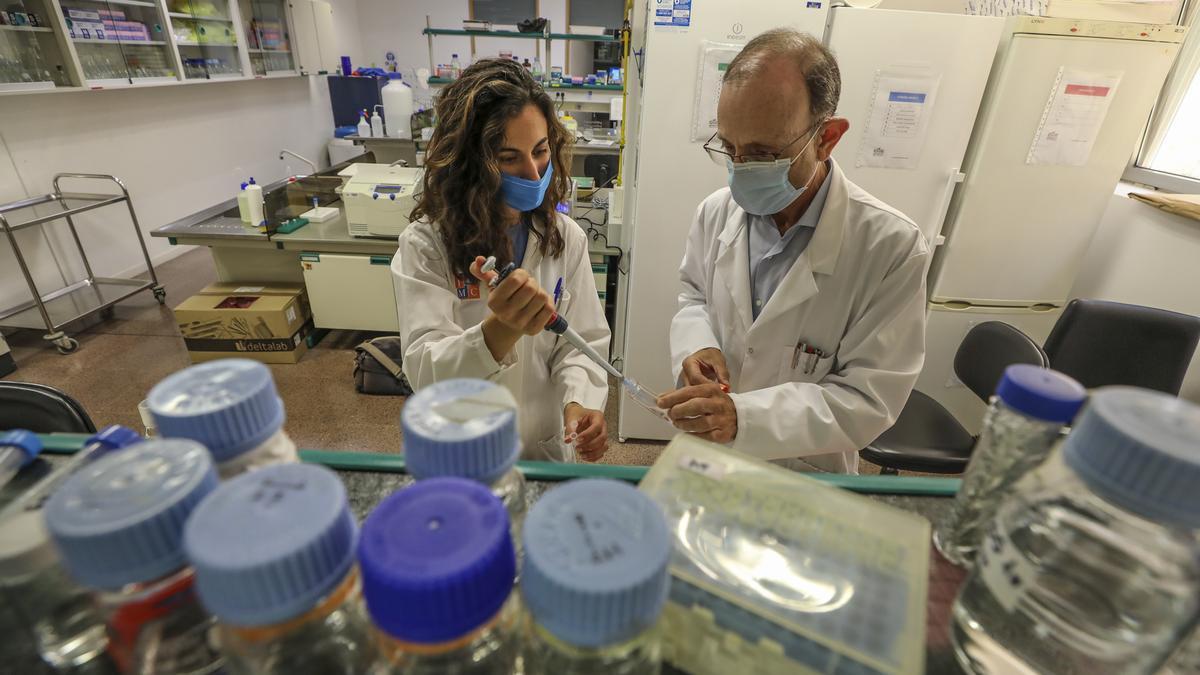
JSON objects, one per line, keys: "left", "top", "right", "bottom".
{"left": 106, "top": 573, "right": 198, "bottom": 671}
{"left": 976, "top": 513, "right": 1037, "bottom": 613}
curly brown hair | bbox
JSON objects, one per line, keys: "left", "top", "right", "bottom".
{"left": 410, "top": 58, "right": 570, "bottom": 275}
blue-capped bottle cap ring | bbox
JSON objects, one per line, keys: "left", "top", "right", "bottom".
{"left": 995, "top": 365, "right": 1087, "bottom": 424}
{"left": 402, "top": 379, "right": 520, "bottom": 484}
{"left": 0, "top": 430, "right": 41, "bottom": 467}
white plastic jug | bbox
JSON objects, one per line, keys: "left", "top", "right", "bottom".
{"left": 383, "top": 76, "right": 414, "bottom": 139}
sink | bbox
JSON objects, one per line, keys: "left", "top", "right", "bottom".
{"left": 223, "top": 176, "right": 343, "bottom": 222}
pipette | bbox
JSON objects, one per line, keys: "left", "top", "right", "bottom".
{"left": 482, "top": 256, "right": 667, "bottom": 418}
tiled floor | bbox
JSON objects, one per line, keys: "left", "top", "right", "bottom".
{"left": 1, "top": 248, "right": 669, "bottom": 466}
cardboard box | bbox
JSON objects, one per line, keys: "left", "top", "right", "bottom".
{"left": 173, "top": 283, "right": 313, "bottom": 364}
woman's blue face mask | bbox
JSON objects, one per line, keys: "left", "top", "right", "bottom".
{"left": 500, "top": 161, "right": 554, "bottom": 212}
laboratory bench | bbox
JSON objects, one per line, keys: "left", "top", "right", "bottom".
{"left": 151, "top": 163, "right": 624, "bottom": 337}
{"left": 1, "top": 436, "right": 969, "bottom": 674}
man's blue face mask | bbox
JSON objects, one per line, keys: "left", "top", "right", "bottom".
{"left": 500, "top": 161, "right": 554, "bottom": 212}
{"left": 724, "top": 124, "right": 823, "bottom": 216}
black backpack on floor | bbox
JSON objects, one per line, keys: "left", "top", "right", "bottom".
{"left": 353, "top": 337, "right": 413, "bottom": 396}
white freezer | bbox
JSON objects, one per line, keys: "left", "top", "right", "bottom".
{"left": 829, "top": 8, "right": 1005, "bottom": 246}
{"left": 618, "top": 0, "right": 830, "bottom": 441}
{"left": 917, "top": 302, "right": 1061, "bottom": 435}
{"left": 930, "top": 17, "right": 1184, "bottom": 306}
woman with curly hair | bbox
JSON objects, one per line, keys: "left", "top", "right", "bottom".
{"left": 393, "top": 58, "right": 610, "bottom": 461}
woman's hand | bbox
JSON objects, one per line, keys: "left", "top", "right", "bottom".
{"left": 564, "top": 402, "right": 607, "bottom": 462}
{"left": 470, "top": 256, "right": 555, "bottom": 336}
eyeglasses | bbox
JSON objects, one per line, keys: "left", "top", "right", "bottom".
{"left": 703, "top": 120, "right": 825, "bottom": 166}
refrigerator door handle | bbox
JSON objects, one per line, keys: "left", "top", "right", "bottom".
{"left": 932, "top": 168, "right": 967, "bottom": 247}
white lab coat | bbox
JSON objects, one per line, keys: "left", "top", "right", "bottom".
{"left": 393, "top": 214, "right": 610, "bottom": 458}
{"left": 671, "top": 159, "right": 929, "bottom": 473}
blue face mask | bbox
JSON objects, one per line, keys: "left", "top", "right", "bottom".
{"left": 725, "top": 126, "right": 822, "bottom": 216}
{"left": 500, "top": 161, "right": 554, "bottom": 212}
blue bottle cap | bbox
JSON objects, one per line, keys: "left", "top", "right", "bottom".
{"left": 184, "top": 463, "right": 357, "bottom": 626}
{"left": 85, "top": 425, "right": 142, "bottom": 454}
{"left": 402, "top": 379, "right": 520, "bottom": 485}
{"left": 0, "top": 430, "right": 41, "bottom": 467}
{"left": 1063, "top": 387, "right": 1200, "bottom": 528}
{"left": 358, "top": 477, "right": 515, "bottom": 644}
{"left": 147, "top": 359, "right": 285, "bottom": 463}
{"left": 521, "top": 479, "right": 671, "bottom": 648}
{"left": 995, "top": 364, "right": 1087, "bottom": 424}
{"left": 44, "top": 439, "right": 218, "bottom": 589}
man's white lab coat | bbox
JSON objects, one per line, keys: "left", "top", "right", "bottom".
{"left": 393, "top": 214, "right": 610, "bottom": 458}
{"left": 671, "top": 160, "right": 929, "bottom": 473}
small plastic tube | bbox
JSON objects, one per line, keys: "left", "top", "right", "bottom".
{"left": 0, "top": 430, "right": 41, "bottom": 490}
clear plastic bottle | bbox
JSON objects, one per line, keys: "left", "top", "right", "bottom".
{"left": 532, "top": 56, "right": 543, "bottom": 82}
{"left": 0, "top": 511, "right": 109, "bottom": 669}
{"left": 184, "top": 462, "right": 377, "bottom": 674}
{"left": 521, "top": 479, "right": 671, "bottom": 675}
{"left": 0, "top": 429, "right": 40, "bottom": 489}
{"left": 952, "top": 387, "right": 1200, "bottom": 675}
{"left": 935, "top": 365, "right": 1086, "bottom": 566}
{"left": 147, "top": 358, "right": 298, "bottom": 479}
{"left": 450, "top": 53, "right": 462, "bottom": 79}
{"left": 401, "top": 378, "right": 527, "bottom": 544}
{"left": 359, "top": 477, "right": 520, "bottom": 674}
{"left": 44, "top": 439, "right": 223, "bottom": 675}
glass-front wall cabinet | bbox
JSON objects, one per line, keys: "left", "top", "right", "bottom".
{"left": 0, "top": 0, "right": 73, "bottom": 90}
{"left": 239, "top": 0, "right": 293, "bottom": 76}
{"left": 166, "top": 0, "right": 244, "bottom": 79}
{"left": 60, "top": 0, "right": 176, "bottom": 84}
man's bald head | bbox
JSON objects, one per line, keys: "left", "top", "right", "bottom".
{"left": 723, "top": 29, "right": 841, "bottom": 121}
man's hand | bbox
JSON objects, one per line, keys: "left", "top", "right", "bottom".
{"left": 564, "top": 402, "right": 607, "bottom": 462}
{"left": 682, "top": 348, "right": 731, "bottom": 387}
{"left": 656, "top": 383, "right": 738, "bottom": 444}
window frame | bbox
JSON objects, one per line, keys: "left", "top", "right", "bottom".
{"left": 1123, "top": 0, "right": 1200, "bottom": 193}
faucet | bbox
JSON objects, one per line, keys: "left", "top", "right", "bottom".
{"left": 389, "top": 159, "right": 409, "bottom": 167}
{"left": 279, "top": 149, "right": 318, "bottom": 177}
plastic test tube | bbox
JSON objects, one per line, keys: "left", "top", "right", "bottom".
{"left": 0, "top": 430, "right": 41, "bottom": 490}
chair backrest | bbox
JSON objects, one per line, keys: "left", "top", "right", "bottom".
{"left": 0, "top": 381, "right": 97, "bottom": 434}
{"left": 953, "top": 321, "right": 1050, "bottom": 402}
{"left": 1043, "top": 299, "right": 1200, "bottom": 395}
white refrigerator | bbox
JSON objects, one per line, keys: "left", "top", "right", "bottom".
{"left": 919, "top": 16, "right": 1185, "bottom": 433}
{"left": 618, "top": 4, "right": 1007, "bottom": 441}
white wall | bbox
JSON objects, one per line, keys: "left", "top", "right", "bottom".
{"left": 0, "top": 77, "right": 334, "bottom": 311}
{"left": 1070, "top": 185, "right": 1200, "bottom": 404}
{"left": 330, "top": 0, "right": 365, "bottom": 71}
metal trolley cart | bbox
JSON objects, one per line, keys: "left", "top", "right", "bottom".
{"left": 0, "top": 174, "right": 165, "bottom": 354}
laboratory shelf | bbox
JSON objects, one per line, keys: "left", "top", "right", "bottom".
{"left": 0, "top": 278, "right": 151, "bottom": 331}
{"left": 74, "top": 0, "right": 159, "bottom": 6}
{"left": 247, "top": 47, "right": 290, "bottom": 53}
{"left": 423, "top": 28, "right": 544, "bottom": 39}
{"left": 72, "top": 38, "right": 168, "bottom": 46}
{"left": 427, "top": 76, "right": 621, "bottom": 91}
{"left": 549, "top": 32, "right": 618, "bottom": 42}
{"left": 0, "top": 25, "right": 53, "bottom": 33}
{"left": 175, "top": 41, "right": 239, "bottom": 47}
{"left": 168, "top": 12, "right": 233, "bottom": 21}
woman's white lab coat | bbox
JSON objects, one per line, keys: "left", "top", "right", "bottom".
{"left": 393, "top": 214, "right": 610, "bottom": 458}
{"left": 670, "top": 160, "right": 929, "bottom": 474}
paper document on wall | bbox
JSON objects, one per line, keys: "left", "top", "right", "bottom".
{"left": 855, "top": 69, "right": 941, "bottom": 170}
{"left": 1027, "top": 67, "right": 1122, "bottom": 167}
{"left": 691, "top": 42, "right": 744, "bottom": 142}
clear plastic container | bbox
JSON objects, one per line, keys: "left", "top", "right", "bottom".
{"left": 935, "top": 365, "right": 1086, "bottom": 566}
{"left": 359, "top": 477, "right": 520, "bottom": 674}
{"left": 521, "top": 479, "right": 671, "bottom": 675}
{"left": 44, "top": 438, "right": 223, "bottom": 674}
{"left": 147, "top": 358, "right": 298, "bottom": 478}
{"left": 952, "top": 387, "right": 1200, "bottom": 675}
{"left": 184, "top": 463, "right": 376, "bottom": 674}
{"left": 401, "top": 379, "right": 527, "bottom": 543}
{"left": 0, "top": 511, "right": 109, "bottom": 669}
{"left": 0, "top": 429, "right": 41, "bottom": 489}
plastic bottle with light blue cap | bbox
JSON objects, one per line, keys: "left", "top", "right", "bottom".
{"left": 935, "top": 364, "right": 1087, "bottom": 566}
{"left": 183, "top": 462, "right": 377, "bottom": 674}
{"left": 952, "top": 387, "right": 1200, "bottom": 675}
{"left": 43, "top": 438, "right": 223, "bottom": 675}
{"left": 358, "top": 477, "right": 520, "bottom": 673}
{"left": 521, "top": 478, "right": 671, "bottom": 675}
{"left": 0, "top": 429, "right": 41, "bottom": 489}
{"left": 401, "top": 378, "right": 527, "bottom": 541}
{"left": 147, "top": 358, "right": 298, "bottom": 479}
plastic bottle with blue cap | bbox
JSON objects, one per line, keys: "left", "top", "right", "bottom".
{"left": 147, "top": 358, "right": 298, "bottom": 479}
{"left": 183, "top": 462, "right": 377, "bottom": 674}
{"left": 952, "top": 387, "right": 1200, "bottom": 675}
{"left": 935, "top": 364, "right": 1087, "bottom": 566}
{"left": 521, "top": 479, "right": 671, "bottom": 675}
{"left": 43, "top": 438, "right": 223, "bottom": 674}
{"left": 358, "top": 477, "right": 520, "bottom": 673}
{"left": 0, "top": 429, "right": 41, "bottom": 489}
{"left": 0, "top": 510, "right": 110, "bottom": 669}
{"left": 401, "top": 379, "right": 527, "bottom": 542}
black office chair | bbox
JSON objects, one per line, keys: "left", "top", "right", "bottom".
{"left": 860, "top": 321, "right": 1049, "bottom": 475}
{"left": 0, "top": 381, "right": 97, "bottom": 434}
{"left": 1043, "top": 299, "right": 1200, "bottom": 395}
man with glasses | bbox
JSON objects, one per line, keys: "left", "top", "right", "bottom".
{"left": 655, "top": 29, "right": 929, "bottom": 473}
